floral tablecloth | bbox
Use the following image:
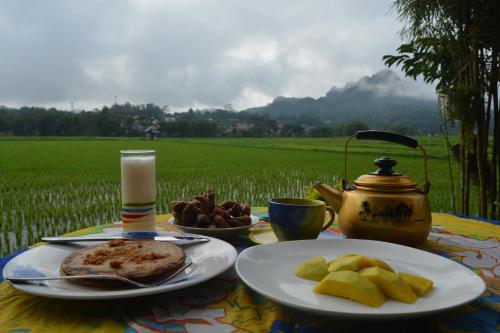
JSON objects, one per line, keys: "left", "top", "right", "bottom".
{"left": 0, "top": 210, "right": 498, "bottom": 333}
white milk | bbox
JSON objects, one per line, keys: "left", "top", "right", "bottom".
{"left": 121, "top": 156, "right": 156, "bottom": 205}
{"left": 120, "top": 154, "right": 156, "bottom": 231}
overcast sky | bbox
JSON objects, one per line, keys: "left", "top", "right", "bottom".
{"left": 0, "top": 0, "right": 436, "bottom": 111}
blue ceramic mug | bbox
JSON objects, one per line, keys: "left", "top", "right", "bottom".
{"left": 268, "top": 198, "right": 335, "bottom": 241}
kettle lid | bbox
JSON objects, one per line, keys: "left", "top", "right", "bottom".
{"left": 353, "top": 156, "right": 417, "bottom": 190}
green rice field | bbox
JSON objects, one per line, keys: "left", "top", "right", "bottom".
{"left": 0, "top": 136, "right": 464, "bottom": 256}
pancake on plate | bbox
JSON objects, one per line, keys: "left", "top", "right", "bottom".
{"left": 60, "top": 239, "right": 185, "bottom": 287}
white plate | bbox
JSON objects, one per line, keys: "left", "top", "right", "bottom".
{"left": 3, "top": 236, "right": 237, "bottom": 300}
{"left": 236, "top": 239, "right": 486, "bottom": 318}
{"left": 168, "top": 215, "right": 259, "bottom": 238}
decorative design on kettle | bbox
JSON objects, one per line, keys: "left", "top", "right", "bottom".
{"left": 359, "top": 201, "right": 371, "bottom": 221}
{"left": 359, "top": 201, "right": 416, "bottom": 223}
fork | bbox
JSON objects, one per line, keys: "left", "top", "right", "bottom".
{"left": 5, "top": 259, "right": 192, "bottom": 288}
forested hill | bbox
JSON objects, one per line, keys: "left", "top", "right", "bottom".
{"left": 0, "top": 70, "right": 443, "bottom": 137}
{"left": 243, "top": 70, "right": 440, "bottom": 132}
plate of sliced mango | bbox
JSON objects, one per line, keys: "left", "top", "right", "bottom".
{"left": 235, "top": 239, "right": 486, "bottom": 318}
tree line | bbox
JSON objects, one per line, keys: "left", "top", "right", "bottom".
{"left": 0, "top": 103, "right": 380, "bottom": 138}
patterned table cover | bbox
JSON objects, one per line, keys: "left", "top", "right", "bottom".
{"left": 0, "top": 210, "right": 498, "bottom": 333}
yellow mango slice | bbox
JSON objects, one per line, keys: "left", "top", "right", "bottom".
{"left": 326, "top": 253, "right": 358, "bottom": 266}
{"left": 293, "top": 256, "right": 328, "bottom": 282}
{"left": 313, "top": 271, "right": 386, "bottom": 307}
{"left": 359, "top": 267, "right": 417, "bottom": 304}
{"left": 327, "top": 254, "right": 394, "bottom": 273}
{"left": 363, "top": 257, "right": 395, "bottom": 272}
{"left": 328, "top": 255, "right": 365, "bottom": 272}
{"left": 399, "top": 272, "right": 433, "bottom": 296}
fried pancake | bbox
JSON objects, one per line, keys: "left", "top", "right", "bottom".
{"left": 60, "top": 240, "right": 185, "bottom": 286}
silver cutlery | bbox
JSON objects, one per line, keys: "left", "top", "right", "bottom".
{"left": 42, "top": 235, "right": 210, "bottom": 245}
{"left": 5, "top": 260, "right": 192, "bottom": 288}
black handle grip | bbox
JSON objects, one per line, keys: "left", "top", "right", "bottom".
{"left": 355, "top": 130, "right": 418, "bottom": 149}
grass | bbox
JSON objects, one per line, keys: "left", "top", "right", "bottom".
{"left": 0, "top": 136, "right": 464, "bottom": 256}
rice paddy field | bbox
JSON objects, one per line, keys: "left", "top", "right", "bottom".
{"left": 0, "top": 136, "right": 464, "bottom": 256}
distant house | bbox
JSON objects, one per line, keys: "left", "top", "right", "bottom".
{"left": 302, "top": 125, "right": 314, "bottom": 134}
{"left": 233, "top": 122, "right": 250, "bottom": 131}
{"left": 144, "top": 119, "right": 160, "bottom": 140}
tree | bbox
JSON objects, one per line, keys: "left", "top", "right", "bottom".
{"left": 384, "top": 0, "right": 500, "bottom": 218}
{"left": 384, "top": 122, "right": 412, "bottom": 135}
{"left": 311, "top": 124, "right": 334, "bottom": 137}
{"left": 342, "top": 120, "right": 369, "bottom": 136}
{"left": 281, "top": 123, "right": 304, "bottom": 137}
{"left": 247, "top": 114, "right": 278, "bottom": 136}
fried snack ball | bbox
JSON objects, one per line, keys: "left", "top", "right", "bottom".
{"left": 213, "top": 205, "right": 230, "bottom": 219}
{"left": 241, "top": 205, "right": 251, "bottom": 216}
{"left": 193, "top": 190, "right": 214, "bottom": 216}
{"left": 220, "top": 200, "right": 237, "bottom": 210}
{"left": 230, "top": 203, "right": 243, "bottom": 217}
{"left": 196, "top": 214, "right": 211, "bottom": 227}
{"left": 181, "top": 202, "right": 202, "bottom": 227}
{"left": 214, "top": 215, "right": 231, "bottom": 228}
{"left": 205, "top": 190, "right": 215, "bottom": 213}
{"left": 227, "top": 215, "right": 252, "bottom": 227}
{"left": 172, "top": 201, "right": 188, "bottom": 221}
{"left": 236, "top": 215, "right": 252, "bottom": 226}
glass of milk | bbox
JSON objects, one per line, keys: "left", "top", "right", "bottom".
{"left": 120, "top": 150, "right": 156, "bottom": 232}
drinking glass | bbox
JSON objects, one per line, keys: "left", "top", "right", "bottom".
{"left": 120, "top": 150, "right": 156, "bottom": 232}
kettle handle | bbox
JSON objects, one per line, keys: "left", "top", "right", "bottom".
{"left": 344, "top": 130, "right": 430, "bottom": 194}
{"left": 356, "top": 130, "right": 418, "bottom": 148}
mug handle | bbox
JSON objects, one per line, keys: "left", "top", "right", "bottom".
{"left": 321, "top": 206, "right": 335, "bottom": 231}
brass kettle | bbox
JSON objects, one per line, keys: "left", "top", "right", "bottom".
{"left": 314, "top": 131, "right": 431, "bottom": 247}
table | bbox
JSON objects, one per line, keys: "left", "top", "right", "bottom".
{"left": 1, "top": 210, "right": 498, "bottom": 333}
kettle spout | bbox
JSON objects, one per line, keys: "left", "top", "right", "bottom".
{"left": 313, "top": 182, "right": 342, "bottom": 210}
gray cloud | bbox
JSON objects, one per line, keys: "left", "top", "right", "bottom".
{"left": 0, "top": 0, "right": 435, "bottom": 111}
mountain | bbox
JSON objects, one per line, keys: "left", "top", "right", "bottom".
{"left": 243, "top": 70, "right": 441, "bottom": 133}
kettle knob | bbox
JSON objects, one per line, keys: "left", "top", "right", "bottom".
{"left": 372, "top": 157, "right": 401, "bottom": 176}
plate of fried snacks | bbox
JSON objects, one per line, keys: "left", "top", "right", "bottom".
{"left": 236, "top": 239, "right": 486, "bottom": 318}
{"left": 3, "top": 235, "right": 237, "bottom": 300}
{"left": 169, "top": 189, "right": 259, "bottom": 238}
